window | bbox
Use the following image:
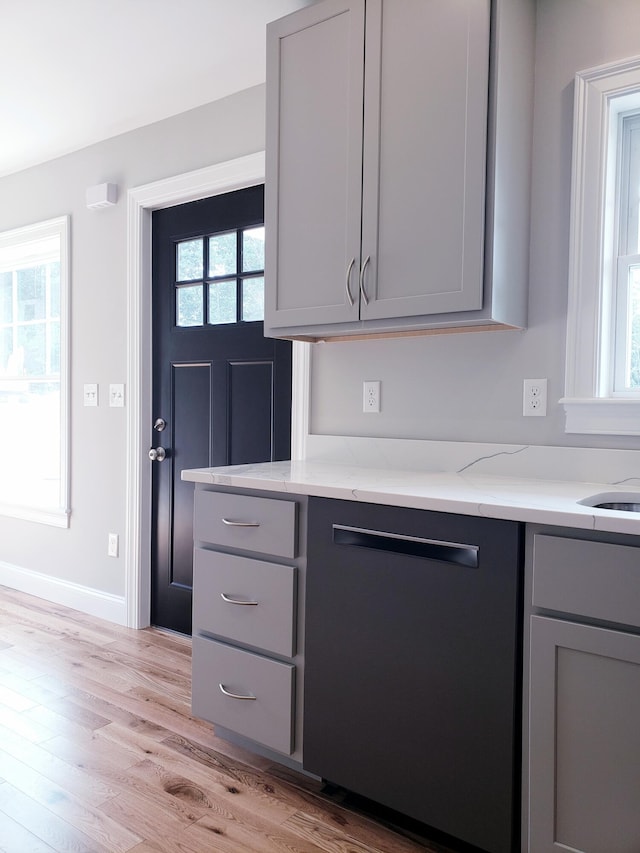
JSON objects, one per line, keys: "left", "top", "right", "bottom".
{"left": 175, "top": 225, "right": 265, "bottom": 328}
{"left": 564, "top": 56, "right": 640, "bottom": 434}
{"left": 0, "top": 217, "right": 70, "bottom": 525}
{"left": 612, "top": 112, "right": 640, "bottom": 392}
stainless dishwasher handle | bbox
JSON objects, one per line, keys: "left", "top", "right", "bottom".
{"left": 221, "top": 518, "right": 260, "bottom": 528}
{"left": 220, "top": 592, "right": 259, "bottom": 606}
{"left": 332, "top": 524, "right": 479, "bottom": 569}
{"left": 219, "top": 683, "right": 256, "bottom": 701}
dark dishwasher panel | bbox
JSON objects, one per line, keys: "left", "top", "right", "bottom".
{"left": 303, "top": 497, "right": 523, "bottom": 853}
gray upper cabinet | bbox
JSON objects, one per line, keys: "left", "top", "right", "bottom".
{"left": 265, "top": 0, "right": 364, "bottom": 331}
{"left": 265, "top": 0, "right": 535, "bottom": 340}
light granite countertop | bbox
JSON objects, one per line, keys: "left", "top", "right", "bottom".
{"left": 182, "top": 451, "right": 640, "bottom": 536}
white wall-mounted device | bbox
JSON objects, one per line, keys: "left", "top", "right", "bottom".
{"left": 86, "top": 182, "right": 118, "bottom": 210}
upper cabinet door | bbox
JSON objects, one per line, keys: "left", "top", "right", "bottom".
{"left": 265, "top": 0, "right": 365, "bottom": 331}
{"left": 360, "top": 0, "right": 490, "bottom": 321}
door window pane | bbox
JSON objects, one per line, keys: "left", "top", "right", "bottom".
{"left": 176, "top": 285, "right": 203, "bottom": 327}
{"left": 208, "top": 232, "right": 237, "bottom": 277}
{"left": 242, "top": 276, "right": 265, "bottom": 321}
{"left": 242, "top": 226, "right": 265, "bottom": 272}
{"left": 208, "top": 280, "right": 237, "bottom": 324}
{"left": 177, "top": 239, "right": 203, "bottom": 281}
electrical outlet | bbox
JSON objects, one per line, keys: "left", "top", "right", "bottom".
{"left": 363, "top": 380, "right": 381, "bottom": 413}
{"left": 83, "top": 383, "right": 98, "bottom": 407}
{"left": 109, "top": 384, "right": 125, "bottom": 407}
{"left": 523, "top": 378, "right": 548, "bottom": 417}
{"left": 108, "top": 533, "right": 119, "bottom": 557}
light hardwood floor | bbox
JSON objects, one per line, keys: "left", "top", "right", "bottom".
{"left": 0, "top": 585, "right": 455, "bottom": 853}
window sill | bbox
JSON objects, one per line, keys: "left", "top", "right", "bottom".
{"left": 561, "top": 397, "right": 640, "bottom": 435}
{"left": 0, "top": 503, "right": 70, "bottom": 528}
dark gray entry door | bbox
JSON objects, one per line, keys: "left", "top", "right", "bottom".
{"left": 150, "top": 185, "right": 292, "bottom": 634}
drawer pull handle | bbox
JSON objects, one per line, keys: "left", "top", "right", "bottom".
{"left": 220, "top": 593, "right": 259, "bottom": 606}
{"left": 221, "top": 518, "right": 261, "bottom": 528}
{"left": 219, "top": 683, "right": 256, "bottom": 701}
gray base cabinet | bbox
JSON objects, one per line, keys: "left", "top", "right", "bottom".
{"left": 527, "top": 533, "right": 640, "bottom": 852}
{"left": 265, "top": 0, "right": 535, "bottom": 340}
{"left": 191, "top": 487, "right": 306, "bottom": 762}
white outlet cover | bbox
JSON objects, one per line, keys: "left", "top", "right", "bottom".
{"left": 523, "top": 378, "right": 548, "bottom": 417}
{"left": 363, "top": 380, "right": 381, "bottom": 413}
{"left": 83, "top": 383, "right": 98, "bottom": 407}
{"left": 109, "top": 384, "right": 125, "bottom": 407}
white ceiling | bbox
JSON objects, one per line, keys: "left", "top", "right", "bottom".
{"left": 0, "top": 0, "right": 311, "bottom": 178}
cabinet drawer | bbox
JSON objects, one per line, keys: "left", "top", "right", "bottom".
{"left": 193, "top": 549, "right": 296, "bottom": 657}
{"left": 533, "top": 534, "right": 640, "bottom": 628}
{"left": 192, "top": 636, "right": 294, "bottom": 754}
{"left": 194, "top": 491, "right": 296, "bottom": 558}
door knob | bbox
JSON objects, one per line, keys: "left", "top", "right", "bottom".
{"left": 149, "top": 447, "right": 166, "bottom": 462}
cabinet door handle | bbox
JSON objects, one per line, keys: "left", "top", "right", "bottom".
{"left": 220, "top": 592, "right": 259, "bottom": 606}
{"left": 345, "top": 257, "right": 356, "bottom": 306}
{"left": 221, "top": 518, "right": 261, "bottom": 528}
{"left": 359, "top": 255, "right": 371, "bottom": 305}
{"left": 219, "top": 683, "right": 257, "bottom": 701}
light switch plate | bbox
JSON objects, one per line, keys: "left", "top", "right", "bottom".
{"left": 83, "top": 383, "right": 98, "bottom": 407}
{"left": 109, "top": 384, "right": 125, "bottom": 408}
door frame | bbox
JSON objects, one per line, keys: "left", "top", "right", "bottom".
{"left": 125, "top": 152, "right": 309, "bottom": 629}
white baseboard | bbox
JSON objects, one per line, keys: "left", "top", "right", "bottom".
{"left": 0, "top": 561, "right": 127, "bottom": 626}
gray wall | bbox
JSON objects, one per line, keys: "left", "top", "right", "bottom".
{"left": 0, "top": 86, "right": 266, "bottom": 596}
{"left": 1, "top": 0, "right": 640, "bottom": 604}
{"left": 309, "top": 0, "right": 640, "bottom": 451}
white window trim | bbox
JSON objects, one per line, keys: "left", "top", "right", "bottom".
{"left": 563, "top": 55, "right": 640, "bottom": 434}
{"left": 0, "top": 215, "right": 70, "bottom": 526}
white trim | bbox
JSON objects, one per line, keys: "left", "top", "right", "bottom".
{"left": 0, "top": 504, "right": 69, "bottom": 528}
{"left": 560, "top": 397, "right": 640, "bottom": 435}
{"left": 0, "top": 560, "right": 127, "bottom": 625}
{"left": 564, "top": 55, "right": 640, "bottom": 434}
{"left": 125, "top": 153, "right": 309, "bottom": 628}
{"left": 291, "top": 342, "right": 311, "bottom": 460}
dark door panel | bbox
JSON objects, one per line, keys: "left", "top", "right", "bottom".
{"left": 151, "top": 186, "right": 292, "bottom": 634}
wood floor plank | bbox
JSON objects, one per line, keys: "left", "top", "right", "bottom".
{"left": 185, "top": 811, "right": 324, "bottom": 853}
{"left": 25, "top": 702, "right": 110, "bottom": 740}
{"left": 0, "top": 703, "right": 56, "bottom": 743}
{"left": 0, "top": 748, "right": 140, "bottom": 852}
{"left": 0, "top": 782, "right": 113, "bottom": 853}
{"left": 0, "top": 808, "right": 58, "bottom": 852}
{"left": 0, "top": 724, "right": 118, "bottom": 808}
{"left": 50, "top": 687, "right": 170, "bottom": 741}
{"left": 0, "top": 670, "right": 70, "bottom": 705}
{"left": 0, "top": 682, "right": 37, "bottom": 712}
{"left": 96, "top": 723, "right": 300, "bottom": 826}
{"left": 98, "top": 790, "right": 204, "bottom": 853}
{"left": 284, "top": 811, "right": 383, "bottom": 853}
{"left": 42, "top": 731, "right": 150, "bottom": 774}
